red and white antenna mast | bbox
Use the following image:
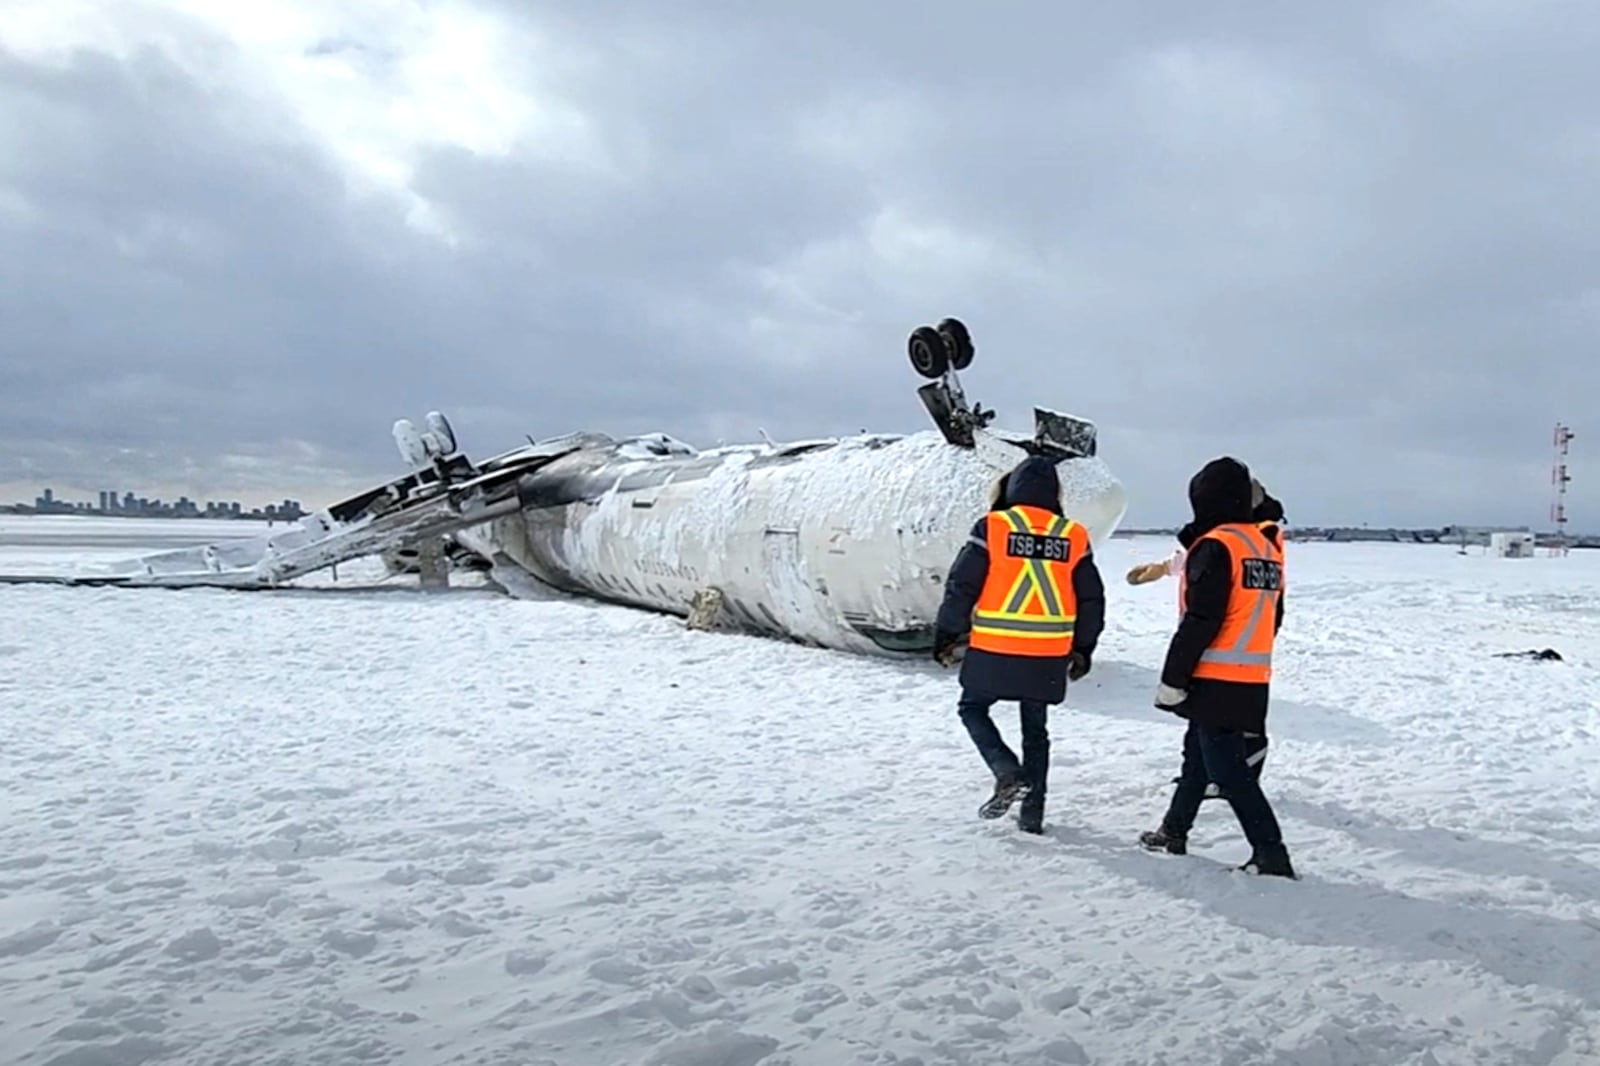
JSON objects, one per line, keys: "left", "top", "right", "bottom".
{"left": 1551, "top": 422, "right": 1574, "bottom": 556}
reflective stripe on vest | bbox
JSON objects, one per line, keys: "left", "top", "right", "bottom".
{"left": 1192, "top": 522, "right": 1283, "bottom": 683}
{"left": 968, "top": 505, "right": 1086, "bottom": 658}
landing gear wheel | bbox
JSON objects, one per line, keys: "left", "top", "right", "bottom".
{"left": 425, "top": 411, "right": 457, "bottom": 456}
{"left": 908, "top": 326, "right": 949, "bottom": 379}
{"left": 937, "top": 317, "right": 974, "bottom": 370}
{"left": 393, "top": 418, "right": 428, "bottom": 468}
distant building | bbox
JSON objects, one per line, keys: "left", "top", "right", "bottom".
{"left": 1488, "top": 531, "right": 1536, "bottom": 558}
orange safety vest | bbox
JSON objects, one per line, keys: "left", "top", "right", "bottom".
{"left": 968, "top": 505, "right": 1088, "bottom": 657}
{"left": 1185, "top": 522, "right": 1283, "bottom": 684}
{"left": 1177, "top": 519, "right": 1282, "bottom": 615}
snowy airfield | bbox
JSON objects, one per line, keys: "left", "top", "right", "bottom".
{"left": 3, "top": 515, "right": 1600, "bottom": 1066}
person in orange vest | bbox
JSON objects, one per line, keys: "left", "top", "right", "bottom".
{"left": 1138, "top": 457, "right": 1295, "bottom": 878}
{"left": 932, "top": 454, "right": 1106, "bottom": 834}
{"left": 1128, "top": 478, "right": 1285, "bottom": 803}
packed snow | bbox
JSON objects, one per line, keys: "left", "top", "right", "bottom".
{"left": 2, "top": 516, "right": 1599, "bottom": 1065}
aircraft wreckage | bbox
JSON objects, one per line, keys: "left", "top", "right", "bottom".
{"left": 35, "top": 318, "right": 1128, "bottom": 656}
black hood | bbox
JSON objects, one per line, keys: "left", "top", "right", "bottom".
{"left": 1253, "top": 489, "right": 1285, "bottom": 524}
{"left": 1176, "top": 456, "right": 1253, "bottom": 545}
{"left": 990, "top": 455, "right": 1062, "bottom": 515}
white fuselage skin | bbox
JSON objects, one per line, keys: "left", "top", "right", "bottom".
{"left": 467, "top": 426, "right": 1128, "bottom": 656}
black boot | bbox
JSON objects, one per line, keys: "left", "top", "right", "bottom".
{"left": 1238, "top": 849, "right": 1297, "bottom": 879}
{"left": 978, "top": 772, "right": 1029, "bottom": 819}
{"left": 1018, "top": 797, "right": 1044, "bottom": 835}
{"left": 1138, "top": 827, "right": 1187, "bottom": 855}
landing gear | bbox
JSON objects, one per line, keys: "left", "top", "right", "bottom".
{"left": 906, "top": 316, "right": 995, "bottom": 448}
{"left": 906, "top": 317, "right": 975, "bottom": 379}
{"left": 393, "top": 412, "right": 460, "bottom": 470}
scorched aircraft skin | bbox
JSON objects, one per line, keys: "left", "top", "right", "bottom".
{"left": 34, "top": 318, "right": 1129, "bottom": 658}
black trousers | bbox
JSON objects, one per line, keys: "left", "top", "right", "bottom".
{"left": 1162, "top": 720, "right": 1286, "bottom": 858}
{"left": 958, "top": 690, "right": 1048, "bottom": 813}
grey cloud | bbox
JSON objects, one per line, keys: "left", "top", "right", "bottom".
{"left": 2, "top": 2, "right": 1597, "bottom": 528}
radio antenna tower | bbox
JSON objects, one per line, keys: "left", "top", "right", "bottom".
{"left": 1551, "top": 422, "right": 1574, "bottom": 556}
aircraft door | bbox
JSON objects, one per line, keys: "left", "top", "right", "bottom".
{"left": 760, "top": 527, "right": 815, "bottom": 639}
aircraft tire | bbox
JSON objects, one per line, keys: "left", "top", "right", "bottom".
{"left": 908, "top": 325, "right": 949, "bottom": 379}
{"left": 937, "top": 317, "right": 974, "bottom": 369}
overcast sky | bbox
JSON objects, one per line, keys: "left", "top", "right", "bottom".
{"left": 2, "top": 1, "right": 1595, "bottom": 529}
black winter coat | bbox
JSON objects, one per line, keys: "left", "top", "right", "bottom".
{"left": 1160, "top": 458, "right": 1285, "bottom": 735}
{"left": 934, "top": 456, "right": 1106, "bottom": 705}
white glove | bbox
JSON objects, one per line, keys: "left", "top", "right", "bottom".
{"left": 1154, "top": 683, "right": 1187, "bottom": 710}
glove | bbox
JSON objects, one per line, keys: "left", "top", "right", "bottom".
{"left": 1154, "top": 682, "right": 1187, "bottom": 711}
{"left": 1125, "top": 561, "right": 1168, "bottom": 585}
{"left": 1066, "top": 650, "right": 1090, "bottom": 681}
{"left": 932, "top": 629, "right": 961, "bottom": 666}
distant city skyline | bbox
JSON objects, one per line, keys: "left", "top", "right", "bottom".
{"left": 7, "top": 486, "right": 306, "bottom": 523}
{"left": 4, "top": 482, "right": 1594, "bottom": 545}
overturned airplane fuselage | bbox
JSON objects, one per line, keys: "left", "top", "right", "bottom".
{"left": 460, "top": 423, "right": 1124, "bottom": 655}
{"left": 423, "top": 317, "right": 1126, "bottom": 654}
{"left": 45, "top": 317, "right": 1129, "bottom": 657}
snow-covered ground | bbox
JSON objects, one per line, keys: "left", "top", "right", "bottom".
{"left": 0, "top": 516, "right": 278, "bottom": 578}
{"left": 3, "top": 516, "right": 1599, "bottom": 1065}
